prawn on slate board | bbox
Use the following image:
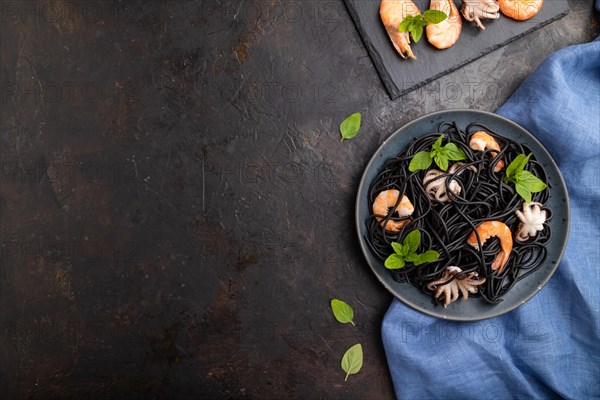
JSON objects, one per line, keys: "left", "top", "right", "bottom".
{"left": 343, "top": 0, "right": 568, "bottom": 99}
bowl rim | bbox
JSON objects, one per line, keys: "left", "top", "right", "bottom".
{"left": 355, "top": 109, "right": 570, "bottom": 321}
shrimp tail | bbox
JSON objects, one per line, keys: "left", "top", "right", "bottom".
{"left": 387, "top": 29, "right": 416, "bottom": 59}
{"left": 467, "top": 220, "right": 513, "bottom": 273}
{"left": 491, "top": 251, "right": 506, "bottom": 272}
{"left": 380, "top": 0, "right": 420, "bottom": 59}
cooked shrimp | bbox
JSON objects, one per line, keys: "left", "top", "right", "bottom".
{"left": 380, "top": 0, "right": 421, "bottom": 59}
{"left": 461, "top": 0, "right": 500, "bottom": 30}
{"left": 469, "top": 131, "right": 505, "bottom": 172}
{"left": 499, "top": 0, "right": 543, "bottom": 21}
{"left": 426, "top": 0, "right": 462, "bottom": 49}
{"left": 467, "top": 221, "right": 513, "bottom": 273}
{"left": 373, "top": 190, "right": 415, "bottom": 231}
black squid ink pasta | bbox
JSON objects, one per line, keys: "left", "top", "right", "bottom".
{"left": 365, "top": 121, "right": 552, "bottom": 305}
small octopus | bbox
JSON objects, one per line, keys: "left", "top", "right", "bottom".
{"left": 460, "top": 0, "right": 500, "bottom": 30}
{"left": 422, "top": 162, "right": 474, "bottom": 202}
{"left": 515, "top": 202, "right": 547, "bottom": 242}
{"left": 426, "top": 266, "right": 486, "bottom": 308}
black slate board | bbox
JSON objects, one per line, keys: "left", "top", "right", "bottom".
{"left": 344, "top": 0, "right": 569, "bottom": 99}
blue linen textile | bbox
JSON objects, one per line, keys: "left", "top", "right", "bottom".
{"left": 381, "top": 39, "right": 600, "bottom": 399}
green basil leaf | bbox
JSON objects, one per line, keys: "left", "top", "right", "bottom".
{"left": 505, "top": 153, "right": 530, "bottom": 180}
{"left": 405, "top": 253, "right": 420, "bottom": 263}
{"left": 443, "top": 143, "right": 467, "bottom": 161}
{"left": 401, "top": 243, "right": 411, "bottom": 257}
{"left": 341, "top": 343, "right": 363, "bottom": 382}
{"left": 434, "top": 153, "right": 448, "bottom": 171}
{"left": 515, "top": 182, "right": 532, "bottom": 203}
{"left": 410, "top": 25, "right": 423, "bottom": 43}
{"left": 391, "top": 242, "right": 404, "bottom": 255}
{"left": 415, "top": 16, "right": 429, "bottom": 28}
{"left": 409, "top": 151, "right": 433, "bottom": 172}
{"left": 422, "top": 250, "right": 440, "bottom": 262}
{"left": 330, "top": 299, "right": 355, "bottom": 326}
{"left": 413, "top": 250, "right": 440, "bottom": 266}
{"left": 403, "top": 229, "right": 421, "bottom": 254}
{"left": 384, "top": 254, "right": 406, "bottom": 270}
{"left": 398, "top": 16, "right": 414, "bottom": 32}
{"left": 339, "top": 113, "right": 361, "bottom": 142}
{"left": 423, "top": 9, "right": 448, "bottom": 24}
{"left": 516, "top": 170, "right": 547, "bottom": 193}
{"left": 432, "top": 135, "right": 444, "bottom": 151}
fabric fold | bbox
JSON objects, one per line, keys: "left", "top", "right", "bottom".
{"left": 382, "top": 38, "right": 600, "bottom": 399}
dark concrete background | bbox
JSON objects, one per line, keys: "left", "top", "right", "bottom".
{"left": 0, "top": 1, "right": 598, "bottom": 399}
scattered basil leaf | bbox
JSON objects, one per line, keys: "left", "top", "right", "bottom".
{"left": 397, "top": 12, "right": 446, "bottom": 45}
{"left": 505, "top": 153, "right": 531, "bottom": 180}
{"left": 416, "top": 18, "right": 429, "bottom": 28}
{"left": 432, "top": 135, "right": 444, "bottom": 151}
{"left": 331, "top": 299, "right": 355, "bottom": 326}
{"left": 409, "top": 151, "right": 433, "bottom": 172}
{"left": 340, "top": 113, "right": 361, "bottom": 142}
{"left": 444, "top": 143, "right": 467, "bottom": 161}
{"left": 384, "top": 229, "right": 440, "bottom": 269}
{"left": 433, "top": 152, "right": 448, "bottom": 171}
{"left": 409, "top": 135, "right": 464, "bottom": 172}
{"left": 398, "top": 16, "right": 414, "bottom": 32}
{"left": 403, "top": 229, "right": 421, "bottom": 254}
{"left": 401, "top": 243, "right": 411, "bottom": 257}
{"left": 385, "top": 254, "right": 405, "bottom": 269}
{"left": 411, "top": 25, "right": 423, "bottom": 43}
{"left": 515, "top": 182, "right": 532, "bottom": 203}
{"left": 516, "top": 170, "right": 547, "bottom": 192}
{"left": 423, "top": 9, "right": 448, "bottom": 24}
{"left": 405, "top": 253, "right": 420, "bottom": 263}
{"left": 341, "top": 343, "right": 363, "bottom": 382}
{"left": 503, "top": 153, "right": 547, "bottom": 202}
{"left": 391, "top": 242, "right": 404, "bottom": 255}
{"left": 413, "top": 250, "right": 440, "bottom": 265}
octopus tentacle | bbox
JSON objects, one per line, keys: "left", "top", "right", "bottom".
{"left": 422, "top": 163, "right": 474, "bottom": 203}
{"left": 426, "top": 267, "right": 486, "bottom": 308}
{"left": 515, "top": 202, "right": 547, "bottom": 242}
{"left": 461, "top": 0, "right": 500, "bottom": 30}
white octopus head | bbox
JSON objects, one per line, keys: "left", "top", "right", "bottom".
{"left": 460, "top": 0, "right": 500, "bottom": 30}
{"left": 515, "top": 202, "right": 547, "bottom": 242}
{"left": 422, "top": 163, "right": 473, "bottom": 203}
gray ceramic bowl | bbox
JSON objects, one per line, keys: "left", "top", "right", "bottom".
{"left": 356, "top": 109, "right": 569, "bottom": 321}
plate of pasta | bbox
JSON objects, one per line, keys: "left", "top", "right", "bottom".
{"left": 356, "top": 109, "right": 569, "bottom": 321}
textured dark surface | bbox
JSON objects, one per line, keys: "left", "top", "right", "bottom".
{"left": 345, "top": 0, "right": 570, "bottom": 99}
{"left": 0, "top": 1, "right": 598, "bottom": 399}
